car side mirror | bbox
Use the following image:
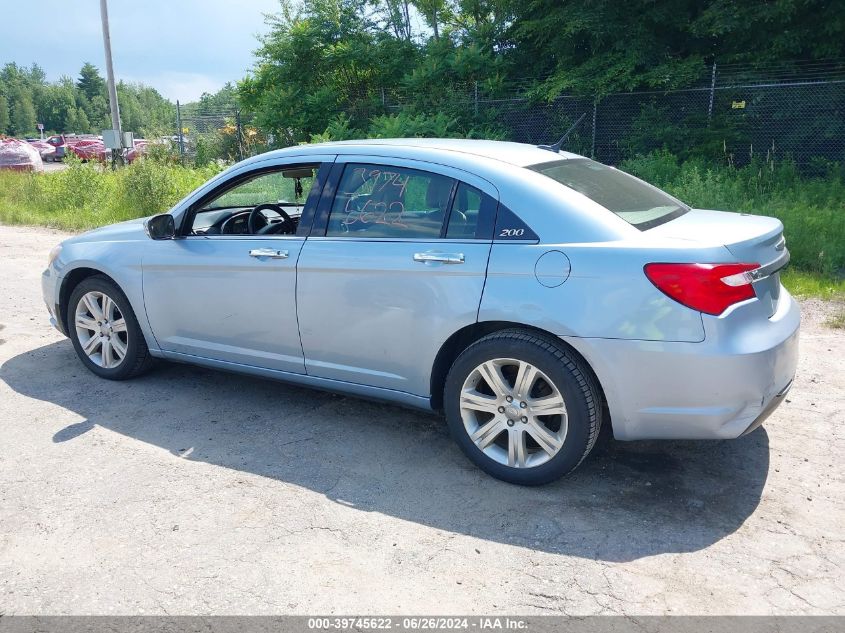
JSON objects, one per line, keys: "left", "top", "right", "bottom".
{"left": 145, "top": 214, "right": 176, "bottom": 240}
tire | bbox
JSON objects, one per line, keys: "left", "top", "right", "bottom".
{"left": 444, "top": 329, "right": 602, "bottom": 485}
{"left": 67, "top": 275, "right": 154, "bottom": 380}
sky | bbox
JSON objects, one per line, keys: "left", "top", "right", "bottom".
{"left": 0, "top": 0, "right": 282, "bottom": 102}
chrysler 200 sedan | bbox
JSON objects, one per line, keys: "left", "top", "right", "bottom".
{"left": 41, "top": 139, "right": 799, "bottom": 485}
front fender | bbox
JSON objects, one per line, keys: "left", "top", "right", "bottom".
{"left": 55, "top": 240, "right": 161, "bottom": 354}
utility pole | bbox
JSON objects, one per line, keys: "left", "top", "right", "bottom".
{"left": 100, "top": 0, "right": 123, "bottom": 163}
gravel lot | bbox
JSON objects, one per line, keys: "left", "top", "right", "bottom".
{"left": 0, "top": 224, "right": 843, "bottom": 615}
{"left": 41, "top": 161, "right": 68, "bottom": 174}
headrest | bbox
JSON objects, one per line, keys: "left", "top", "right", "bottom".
{"left": 425, "top": 178, "right": 451, "bottom": 210}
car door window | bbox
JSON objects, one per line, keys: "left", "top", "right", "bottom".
{"left": 445, "top": 182, "right": 496, "bottom": 239}
{"left": 326, "top": 164, "right": 455, "bottom": 239}
{"left": 190, "top": 165, "right": 318, "bottom": 236}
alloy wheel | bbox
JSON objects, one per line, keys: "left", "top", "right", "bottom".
{"left": 73, "top": 291, "right": 129, "bottom": 369}
{"left": 459, "top": 358, "right": 568, "bottom": 469}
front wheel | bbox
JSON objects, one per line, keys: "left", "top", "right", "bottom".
{"left": 444, "top": 330, "right": 602, "bottom": 485}
{"left": 67, "top": 275, "right": 153, "bottom": 380}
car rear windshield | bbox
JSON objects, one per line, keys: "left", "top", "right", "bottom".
{"left": 529, "top": 159, "right": 688, "bottom": 230}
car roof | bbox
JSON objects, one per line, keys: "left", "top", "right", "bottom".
{"left": 255, "top": 138, "right": 582, "bottom": 169}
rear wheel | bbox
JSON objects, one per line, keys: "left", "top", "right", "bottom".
{"left": 444, "top": 329, "right": 601, "bottom": 485}
{"left": 67, "top": 276, "right": 153, "bottom": 380}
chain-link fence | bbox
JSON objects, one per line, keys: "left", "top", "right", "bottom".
{"left": 174, "top": 64, "right": 845, "bottom": 170}
{"left": 173, "top": 107, "right": 247, "bottom": 165}
{"left": 472, "top": 71, "right": 845, "bottom": 169}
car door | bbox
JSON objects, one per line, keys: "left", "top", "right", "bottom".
{"left": 296, "top": 157, "right": 497, "bottom": 396}
{"left": 142, "top": 159, "right": 332, "bottom": 373}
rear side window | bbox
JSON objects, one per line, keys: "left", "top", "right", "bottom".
{"left": 445, "top": 183, "right": 496, "bottom": 240}
{"left": 327, "top": 164, "right": 454, "bottom": 239}
{"left": 529, "top": 159, "right": 688, "bottom": 230}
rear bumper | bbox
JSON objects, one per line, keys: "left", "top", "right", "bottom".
{"left": 563, "top": 288, "right": 800, "bottom": 440}
{"left": 740, "top": 377, "right": 793, "bottom": 436}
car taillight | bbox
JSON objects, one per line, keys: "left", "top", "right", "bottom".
{"left": 644, "top": 263, "right": 760, "bottom": 316}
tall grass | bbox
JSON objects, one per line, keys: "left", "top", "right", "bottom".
{"left": 621, "top": 150, "right": 845, "bottom": 277}
{"left": 0, "top": 156, "right": 222, "bottom": 231}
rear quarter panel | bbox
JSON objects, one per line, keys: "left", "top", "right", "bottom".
{"left": 479, "top": 240, "right": 738, "bottom": 342}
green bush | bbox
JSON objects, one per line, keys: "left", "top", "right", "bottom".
{"left": 194, "top": 134, "right": 225, "bottom": 167}
{"left": 310, "top": 112, "right": 508, "bottom": 144}
{"left": 0, "top": 157, "right": 222, "bottom": 231}
{"left": 368, "top": 112, "right": 459, "bottom": 138}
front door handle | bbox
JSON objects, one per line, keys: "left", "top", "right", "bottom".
{"left": 249, "top": 248, "right": 289, "bottom": 259}
{"left": 413, "top": 252, "right": 465, "bottom": 265}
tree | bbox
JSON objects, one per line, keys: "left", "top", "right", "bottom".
{"left": 75, "top": 107, "right": 91, "bottom": 133}
{"left": 77, "top": 62, "right": 106, "bottom": 101}
{"left": 65, "top": 107, "right": 90, "bottom": 134}
{"left": 191, "top": 83, "right": 239, "bottom": 116}
{"left": 87, "top": 94, "right": 111, "bottom": 131}
{"left": 10, "top": 90, "right": 37, "bottom": 135}
{"left": 38, "top": 77, "right": 78, "bottom": 134}
{"left": 379, "top": 0, "right": 413, "bottom": 41}
{"left": 412, "top": 0, "right": 451, "bottom": 40}
{"left": 509, "top": 0, "right": 845, "bottom": 97}
{"left": 116, "top": 82, "right": 174, "bottom": 136}
{"left": 0, "top": 60, "right": 174, "bottom": 137}
{"left": 0, "top": 93, "right": 9, "bottom": 134}
{"left": 238, "top": 0, "right": 419, "bottom": 144}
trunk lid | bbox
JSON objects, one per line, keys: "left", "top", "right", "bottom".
{"left": 648, "top": 209, "right": 788, "bottom": 316}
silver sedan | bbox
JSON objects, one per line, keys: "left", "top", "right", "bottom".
{"left": 42, "top": 139, "right": 799, "bottom": 484}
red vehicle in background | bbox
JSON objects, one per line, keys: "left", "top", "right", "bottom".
{"left": 44, "top": 134, "right": 101, "bottom": 161}
{"left": 43, "top": 134, "right": 68, "bottom": 161}
{"left": 44, "top": 134, "right": 149, "bottom": 163}
{"left": 27, "top": 139, "right": 57, "bottom": 161}
{"left": 67, "top": 138, "right": 108, "bottom": 162}
{"left": 126, "top": 139, "right": 149, "bottom": 163}
{"left": 0, "top": 138, "right": 44, "bottom": 172}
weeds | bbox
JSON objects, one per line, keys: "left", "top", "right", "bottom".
{"left": 0, "top": 155, "right": 222, "bottom": 231}
{"left": 827, "top": 311, "right": 845, "bottom": 329}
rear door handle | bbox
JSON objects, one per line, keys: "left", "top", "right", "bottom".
{"left": 413, "top": 252, "right": 465, "bottom": 265}
{"left": 249, "top": 248, "right": 289, "bottom": 259}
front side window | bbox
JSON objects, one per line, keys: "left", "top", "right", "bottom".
{"left": 206, "top": 168, "right": 315, "bottom": 211}
{"left": 190, "top": 165, "right": 319, "bottom": 236}
{"left": 529, "top": 159, "right": 688, "bottom": 230}
{"left": 326, "top": 164, "right": 455, "bottom": 239}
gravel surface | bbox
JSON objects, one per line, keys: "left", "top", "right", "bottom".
{"left": 0, "top": 224, "right": 843, "bottom": 615}
{"left": 41, "top": 161, "right": 68, "bottom": 174}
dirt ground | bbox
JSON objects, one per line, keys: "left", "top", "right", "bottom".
{"left": 0, "top": 224, "right": 843, "bottom": 615}
{"left": 41, "top": 161, "right": 68, "bottom": 174}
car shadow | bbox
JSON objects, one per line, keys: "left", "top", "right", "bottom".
{"left": 1, "top": 341, "right": 770, "bottom": 562}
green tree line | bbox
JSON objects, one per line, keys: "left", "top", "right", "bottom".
{"left": 3, "top": 0, "right": 843, "bottom": 149}
{"left": 0, "top": 62, "right": 174, "bottom": 138}
{"left": 237, "top": 0, "right": 845, "bottom": 145}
